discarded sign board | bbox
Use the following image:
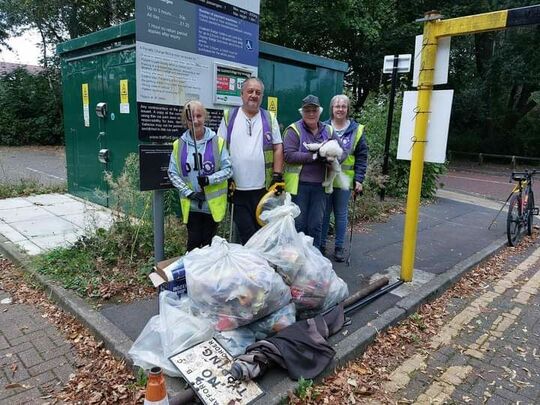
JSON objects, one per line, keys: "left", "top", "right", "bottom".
{"left": 169, "top": 339, "right": 264, "bottom": 405}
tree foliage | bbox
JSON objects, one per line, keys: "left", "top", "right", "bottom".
{"left": 0, "top": 0, "right": 135, "bottom": 146}
{"left": 261, "top": 0, "right": 540, "bottom": 156}
{"left": 0, "top": 67, "right": 63, "bottom": 145}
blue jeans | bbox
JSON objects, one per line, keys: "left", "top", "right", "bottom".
{"left": 321, "top": 188, "right": 351, "bottom": 250}
{"left": 292, "top": 182, "right": 328, "bottom": 249}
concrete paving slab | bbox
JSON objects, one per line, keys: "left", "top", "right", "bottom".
{"left": 375, "top": 266, "right": 436, "bottom": 298}
{"left": 0, "top": 205, "right": 57, "bottom": 224}
{"left": 64, "top": 211, "right": 114, "bottom": 230}
{"left": 11, "top": 216, "right": 82, "bottom": 238}
{"left": 0, "top": 197, "right": 34, "bottom": 210}
{"left": 43, "top": 201, "right": 96, "bottom": 216}
{"left": 32, "top": 233, "right": 80, "bottom": 250}
{"left": 0, "top": 223, "right": 27, "bottom": 242}
{"left": 13, "top": 240, "right": 43, "bottom": 256}
{"left": 25, "top": 194, "right": 74, "bottom": 206}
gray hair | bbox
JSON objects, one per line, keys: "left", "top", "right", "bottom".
{"left": 329, "top": 94, "right": 350, "bottom": 119}
{"left": 241, "top": 77, "right": 265, "bottom": 94}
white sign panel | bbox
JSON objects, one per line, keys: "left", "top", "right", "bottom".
{"left": 169, "top": 339, "right": 264, "bottom": 405}
{"left": 412, "top": 35, "right": 451, "bottom": 87}
{"left": 397, "top": 90, "right": 454, "bottom": 164}
{"left": 383, "top": 54, "right": 412, "bottom": 74}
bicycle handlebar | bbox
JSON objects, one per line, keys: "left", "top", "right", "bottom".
{"left": 511, "top": 169, "right": 536, "bottom": 182}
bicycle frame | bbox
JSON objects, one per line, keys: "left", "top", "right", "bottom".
{"left": 506, "top": 169, "right": 537, "bottom": 246}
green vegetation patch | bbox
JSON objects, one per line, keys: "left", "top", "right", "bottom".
{"left": 31, "top": 154, "right": 188, "bottom": 303}
{"left": 0, "top": 179, "right": 66, "bottom": 199}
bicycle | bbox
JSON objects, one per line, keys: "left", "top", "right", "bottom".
{"left": 505, "top": 170, "right": 538, "bottom": 246}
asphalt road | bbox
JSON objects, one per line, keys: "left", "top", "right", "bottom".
{"left": 0, "top": 146, "right": 67, "bottom": 186}
{"left": 440, "top": 162, "right": 540, "bottom": 203}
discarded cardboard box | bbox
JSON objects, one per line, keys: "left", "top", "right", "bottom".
{"left": 149, "top": 256, "right": 187, "bottom": 298}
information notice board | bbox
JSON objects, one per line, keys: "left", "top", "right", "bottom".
{"left": 136, "top": 0, "right": 260, "bottom": 143}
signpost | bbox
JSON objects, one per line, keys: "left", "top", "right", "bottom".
{"left": 380, "top": 54, "right": 411, "bottom": 201}
{"left": 135, "top": 0, "right": 261, "bottom": 262}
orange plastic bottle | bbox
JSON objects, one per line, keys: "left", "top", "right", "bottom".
{"left": 144, "top": 367, "right": 169, "bottom": 405}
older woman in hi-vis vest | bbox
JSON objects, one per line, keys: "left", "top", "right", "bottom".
{"left": 168, "top": 100, "right": 233, "bottom": 251}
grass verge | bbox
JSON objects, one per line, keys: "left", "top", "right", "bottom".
{"left": 0, "top": 178, "right": 66, "bottom": 199}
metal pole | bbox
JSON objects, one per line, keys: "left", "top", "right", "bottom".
{"left": 153, "top": 189, "right": 165, "bottom": 263}
{"left": 381, "top": 54, "right": 400, "bottom": 201}
{"left": 400, "top": 13, "right": 438, "bottom": 282}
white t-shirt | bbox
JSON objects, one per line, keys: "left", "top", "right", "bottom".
{"left": 218, "top": 108, "right": 282, "bottom": 190}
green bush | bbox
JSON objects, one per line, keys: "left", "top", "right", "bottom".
{"left": 357, "top": 91, "right": 446, "bottom": 199}
{"left": 0, "top": 67, "right": 63, "bottom": 145}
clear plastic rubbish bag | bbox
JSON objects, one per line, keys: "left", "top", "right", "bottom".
{"left": 159, "top": 291, "right": 214, "bottom": 359}
{"left": 246, "top": 194, "right": 306, "bottom": 284}
{"left": 320, "top": 273, "right": 349, "bottom": 312}
{"left": 247, "top": 302, "right": 296, "bottom": 340}
{"left": 128, "top": 291, "right": 214, "bottom": 377}
{"left": 216, "top": 328, "right": 256, "bottom": 357}
{"left": 217, "top": 303, "right": 296, "bottom": 356}
{"left": 291, "top": 234, "right": 348, "bottom": 313}
{"left": 184, "top": 236, "right": 292, "bottom": 331}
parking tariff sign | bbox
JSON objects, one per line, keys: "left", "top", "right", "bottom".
{"left": 169, "top": 339, "right": 264, "bottom": 404}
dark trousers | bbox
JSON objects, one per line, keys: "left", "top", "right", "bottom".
{"left": 292, "top": 182, "right": 328, "bottom": 249}
{"left": 232, "top": 188, "right": 266, "bottom": 244}
{"left": 186, "top": 212, "right": 218, "bottom": 251}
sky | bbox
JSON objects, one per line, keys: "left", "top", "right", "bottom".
{"left": 0, "top": 30, "right": 42, "bottom": 66}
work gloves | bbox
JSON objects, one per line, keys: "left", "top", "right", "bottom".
{"left": 313, "top": 151, "right": 328, "bottom": 164}
{"left": 188, "top": 191, "right": 205, "bottom": 209}
{"left": 197, "top": 175, "right": 209, "bottom": 188}
{"left": 270, "top": 172, "right": 284, "bottom": 194}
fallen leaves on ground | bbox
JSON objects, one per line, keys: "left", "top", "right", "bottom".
{"left": 0, "top": 256, "right": 145, "bottom": 404}
{"left": 289, "top": 233, "right": 538, "bottom": 404}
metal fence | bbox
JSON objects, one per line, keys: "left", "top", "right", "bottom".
{"left": 447, "top": 150, "right": 540, "bottom": 169}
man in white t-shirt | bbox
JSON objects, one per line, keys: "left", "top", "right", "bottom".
{"left": 217, "top": 77, "right": 283, "bottom": 243}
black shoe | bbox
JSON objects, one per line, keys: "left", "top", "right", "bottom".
{"left": 334, "top": 247, "right": 345, "bottom": 262}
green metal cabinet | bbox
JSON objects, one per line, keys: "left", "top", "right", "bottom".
{"left": 58, "top": 20, "right": 347, "bottom": 206}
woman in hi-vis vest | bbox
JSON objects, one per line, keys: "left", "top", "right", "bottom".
{"left": 168, "top": 101, "right": 233, "bottom": 251}
{"left": 321, "top": 95, "right": 368, "bottom": 262}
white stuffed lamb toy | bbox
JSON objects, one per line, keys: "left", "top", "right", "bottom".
{"left": 303, "top": 139, "right": 349, "bottom": 193}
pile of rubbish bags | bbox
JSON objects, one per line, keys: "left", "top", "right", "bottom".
{"left": 129, "top": 194, "right": 349, "bottom": 376}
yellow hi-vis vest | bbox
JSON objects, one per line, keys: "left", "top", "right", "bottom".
{"left": 172, "top": 136, "right": 228, "bottom": 224}
{"left": 336, "top": 124, "right": 365, "bottom": 190}
{"left": 223, "top": 108, "right": 276, "bottom": 188}
{"left": 283, "top": 122, "right": 334, "bottom": 195}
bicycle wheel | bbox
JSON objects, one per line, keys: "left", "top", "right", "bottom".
{"left": 507, "top": 193, "right": 523, "bottom": 246}
{"left": 527, "top": 190, "right": 535, "bottom": 236}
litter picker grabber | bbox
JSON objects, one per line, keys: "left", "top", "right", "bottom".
{"left": 255, "top": 182, "right": 287, "bottom": 227}
{"left": 185, "top": 103, "right": 203, "bottom": 209}
{"left": 227, "top": 179, "right": 236, "bottom": 242}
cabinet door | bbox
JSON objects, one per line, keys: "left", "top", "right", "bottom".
{"left": 63, "top": 56, "right": 109, "bottom": 206}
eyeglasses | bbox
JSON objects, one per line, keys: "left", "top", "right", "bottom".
{"left": 246, "top": 118, "right": 253, "bottom": 136}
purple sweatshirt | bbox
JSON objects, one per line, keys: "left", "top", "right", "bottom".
{"left": 283, "top": 120, "right": 346, "bottom": 183}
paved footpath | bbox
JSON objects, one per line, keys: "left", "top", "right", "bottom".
{"left": 385, "top": 241, "right": 540, "bottom": 404}
{"left": 0, "top": 261, "right": 77, "bottom": 404}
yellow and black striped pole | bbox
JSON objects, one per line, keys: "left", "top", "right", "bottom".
{"left": 400, "top": 5, "right": 540, "bottom": 282}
